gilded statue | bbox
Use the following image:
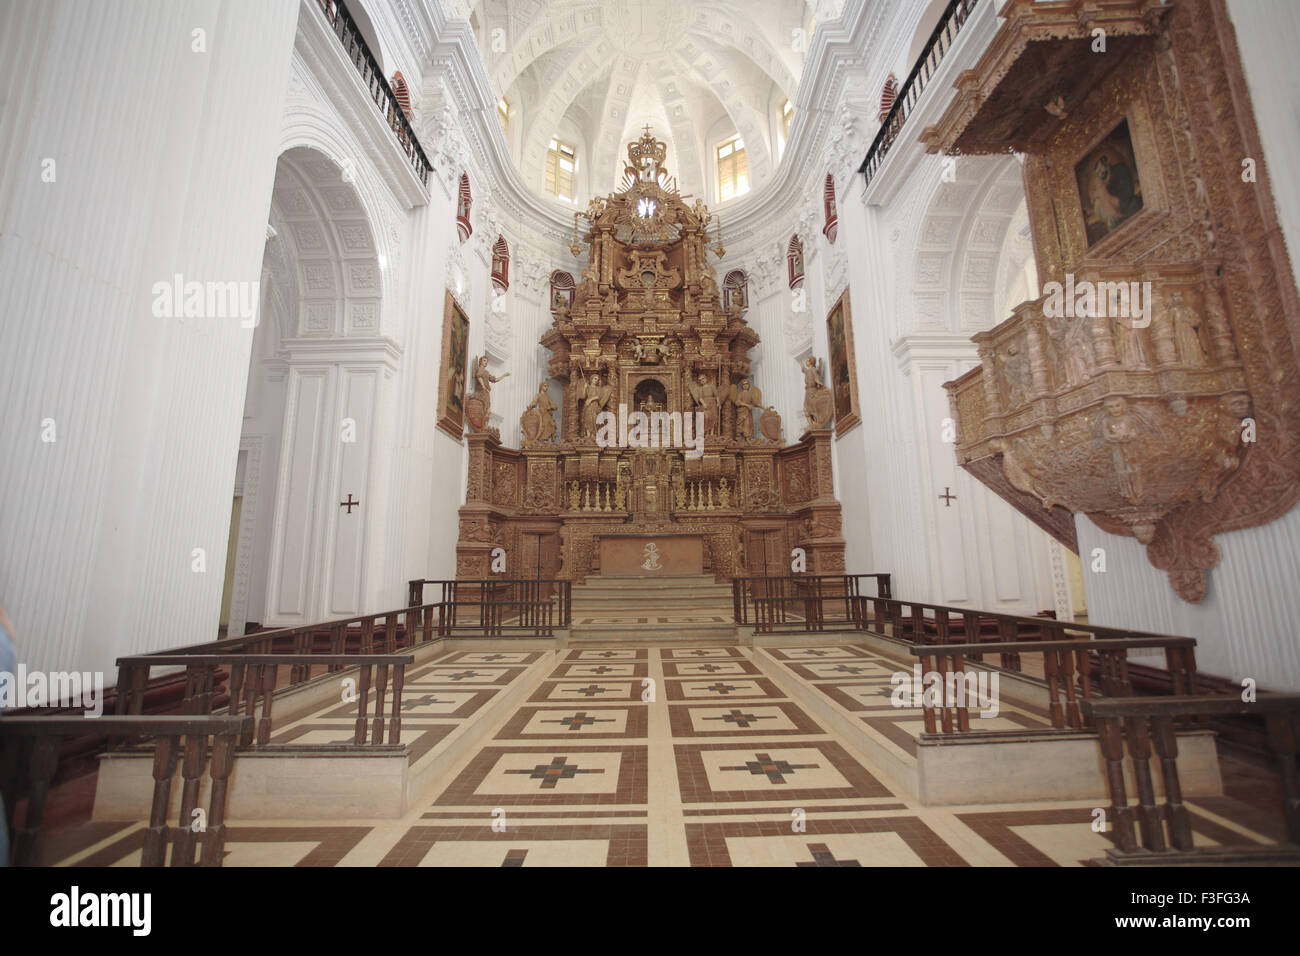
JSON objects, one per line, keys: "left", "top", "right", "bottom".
{"left": 688, "top": 370, "right": 720, "bottom": 435}
{"left": 465, "top": 355, "right": 508, "bottom": 432}
{"left": 577, "top": 366, "right": 613, "bottom": 438}
{"left": 731, "top": 377, "right": 762, "bottom": 440}
{"left": 521, "top": 381, "right": 557, "bottom": 443}
{"left": 799, "top": 356, "right": 834, "bottom": 429}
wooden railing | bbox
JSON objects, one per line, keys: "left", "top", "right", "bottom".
{"left": 409, "top": 579, "right": 571, "bottom": 636}
{"left": 316, "top": 0, "right": 431, "bottom": 186}
{"left": 906, "top": 637, "right": 1198, "bottom": 733}
{"left": 0, "top": 715, "right": 250, "bottom": 866}
{"left": 1082, "top": 695, "right": 1300, "bottom": 859}
{"left": 859, "top": 0, "right": 980, "bottom": 189}
{"left": 114, "top": 654, "right": 414, "bottom": 747}
{"left": 733, "top": 574, "right": 892, "bottom": 633}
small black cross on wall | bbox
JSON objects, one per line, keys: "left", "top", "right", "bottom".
{"left": 938, "top": 487, "right": 957, "bottom": 508}
{"left": 340, "top": 494, "right": 360, "bottom": 514}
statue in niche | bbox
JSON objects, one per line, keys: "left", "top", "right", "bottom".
{"left": 521, "top": 381, "right": 557, "bottom": 443}
{"left": 730, "top": 377, "right": 762, "bottom": 440}
{"left": 1169, "top": 290, "right": 1209, "bottom": 366}
{"left": 799, "top": 356, "right": 834, "bottom": 429}
{"left": 577, "top": 366, "right": 613, "bottom": 438}
{"left": 1048, "top": 313, "right": 1095, "bottom": 387}
{"left": 1113, "top": 315, "right": 1149, "bottom": 368}
{"left": 465, "top": 355, "right": 508, "bottom": 432}
{"left": 688, "top": 370, "right": 720, "bottom": 435}
{"left": 997, "top": 343, "right": 1032, "bottom": 406}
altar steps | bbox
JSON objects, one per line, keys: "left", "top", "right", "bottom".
{"left": 569, "top": 575, "right": 738, "bottom": 642}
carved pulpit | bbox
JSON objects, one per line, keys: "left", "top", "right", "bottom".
{"left": 453, "top": 129, "right": 848, "bottom": 582}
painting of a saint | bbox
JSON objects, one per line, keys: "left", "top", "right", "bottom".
{"left": 437, "top": 291, "right": 471, "bottom": 439}
{"left": 1075, "top": 119, "right": 1144, "bottom": 246}
{"left": 826, "top": 290, "right": 860, "bottom": 435}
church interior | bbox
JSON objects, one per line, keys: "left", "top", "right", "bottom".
{"left": 1, "top": 0, "right": 1299, "bottom": 881}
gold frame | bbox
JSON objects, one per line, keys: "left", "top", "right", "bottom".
{"left": 826, "top": 289, "right": 860, "bottom": 436}
{"left": 437, "top": 289, "right": 470, "bottom": 440}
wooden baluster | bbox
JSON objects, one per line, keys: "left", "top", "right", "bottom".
{"left": 1151, "top": 715, "right": 1192, "bottom": 851}
{"left": 354, "top": 664, "right": 372, "bottom": 744}
{"left": 171, "top": 732, "right": 208, "bottom": 866}
{"left": 423, "top": 604, "right": 434, "bottom": 643}
{"left": 953, "top": 652, "right": 970, "bottom": 732}
{"left": 256, "top": 664, "right": 275, "bottom": 746}
{"left": 1076, "top": 648, "right": 1095, "bottom": 727}
{"left": 1126, "top": 715, "right": 1165, "bottom": 851}
{"left": 11, "top": 736, "right": 59, "bottom": 866}
{"left": 1264, "top": 712, "right": 1300, "bottom": 844}
{"left": 920, "top": 652, "right": 939, "bottom": 734}
{"left": 360, "top": 618, "right": 374, "bottom": 654}
{"left": 935, "top": 608, "right": 950, "bottom": 645}
{"left": 181, "top": 664, "right": 201, "bottom": 715}
{"left": 372, "top": 663, "right": 389, "bottom": 746}
{"left": 389, "top": 665, "right": 405, "bottom": 744}
{"left": 329, "top": 623, "right": 345, "bottom": 670}
{"left": 385, "top": 614, "right": 397, "bottom": 653}
{"left": 1043, "top": 649, "right": 1064, "bottom": 729}
{"left": 963, "top": 612, "right": 983, "bottom": 662}
{"left": 1097, "top": 716, "right": 1136, "bottom": 852}
{"left": 240, "top": 666, "right": 259, "bottom": 746}
{"left": 228, "top": 663, "right": 246, "bottom": 720}
{"left": 1059, "top": 636, "right": 1082, "bottom": 729}
{"left": 142, "top": 734, "right": 179, "bottom": 867}
{"left": 938, "top": 653, "right": 954, "bottom": 734}
{"left": 200, "top": 730, "right": 238, "bottom": 866}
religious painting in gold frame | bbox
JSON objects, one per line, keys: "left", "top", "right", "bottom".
{"left": 826, "top": 289, "right": 860, "bottom": 435}
{"left": 437, "top": 290, "right": 470, "bottom": 439}
{"left": 1074, "top": 118, "right": 1144, "bottom": 247}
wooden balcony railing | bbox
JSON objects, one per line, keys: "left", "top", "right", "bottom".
{"left": 0, "top": 714, "right": 250, "bottom": 866}
{"left": 1082, "top": 695, "right": 1300, "bottom": 860}
{"left": 317, "top": 0, "right": 431, "bottom": 186}
{"left": 408, "top": 579, "right": 572, "bottom": 636}
{"left": 733, "top": 574, "right": 892, "bottom": 633}
{"left": 859, "top": 0, "right": 980, "bottom": 189}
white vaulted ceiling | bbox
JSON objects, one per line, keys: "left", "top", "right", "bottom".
{"left": 467, "top": 0, "right": 814, "bottom": 203}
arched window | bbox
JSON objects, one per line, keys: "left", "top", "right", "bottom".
{"left": 878, "top": 73, "right": 899, "bottom": 123}
{"left": 456, "top": 173, "right": 472, "bottom": 243}
{"left": 391, "top": 72, "right": 411, "bottom": 116}
{"left": 722, "top": 270, "right": 749, "bottom": 316}
{"left": 491, "top": 236, "right": 510, "bottom": 292}
{"left": 787, "top": 235, "right": 805, "bottom": 289}
{"left": 823, "top": 174, "right": 838, "bottom": 244}
{"left": 549, "top": 270, "right": 575, "bottom": 316}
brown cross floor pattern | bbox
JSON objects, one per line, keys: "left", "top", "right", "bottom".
{"left": 31, "top": 644, "right": 1293, "bottom": 867}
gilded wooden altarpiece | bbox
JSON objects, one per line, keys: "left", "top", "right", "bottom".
{"left": 453, "top": 130, "right": 847, "bottom": 582}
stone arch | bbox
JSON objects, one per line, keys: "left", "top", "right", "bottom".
{"left": 278, "top": 109, "right": 397, "bottom": 307}
{"left": 268, "top": 147, "right": 382, "bottom": 339}
{"left": 723, "top": 269, "right": 749, "bottom": 316}
{"left": 908, "top": 154, "right": 1029, "bottom": 336}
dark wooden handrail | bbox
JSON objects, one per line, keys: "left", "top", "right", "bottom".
{"left": 114, "top": 653, "right": 415, "bottom": 748}
{"left": 733, "top": 574, "right": 892, "bottom": 632}
{"left": 1, "top": 715, "right": 251, "bottom": 866}
{"left": 409, "top": 579, "right": 572, "bottom": 635}
{"left": 1081, "top": 695, "right": 1300, "bottom": 855}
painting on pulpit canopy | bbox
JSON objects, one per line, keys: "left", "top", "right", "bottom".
{"left": 826, "top": 289, "right": 860, "bottom": 435}
{"left": 437, "top": 290, "right": 470, "bottom": 439}
{"left": 1075, "top": 118, "right": 1144, "bottom": 247}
